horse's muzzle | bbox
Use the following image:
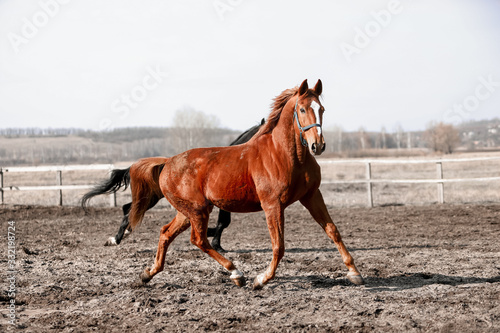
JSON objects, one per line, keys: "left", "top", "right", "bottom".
{"left": 311, "top": 142, "right": 326, "bottom": 155}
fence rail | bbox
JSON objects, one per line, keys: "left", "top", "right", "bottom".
{"left": 1, "top": 157, "right": 499, "bottom": 208}
{"left": 0, "top": 164, "right": 115, "bottom": 206}
{"left": 318, "top": 157, "right": 500, "bottom": 207}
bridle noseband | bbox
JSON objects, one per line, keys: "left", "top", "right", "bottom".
{"left": 293, "top": 97, "right": 322, "bottom": 147}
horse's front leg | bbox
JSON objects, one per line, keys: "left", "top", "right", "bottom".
{"left": 300, "top": 189, "right": 364, "bottom": 285}
{"left": 253, "top": 205, "right": 285, "bottom": 290}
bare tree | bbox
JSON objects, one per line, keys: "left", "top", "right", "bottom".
{"left": 358, "top": 127, "right": 370, "bottom": 150}
{"left": 393, "top": 124, "right": 404, "bottom": 150}
{"left": 171, "top": 106, "right": 222, "bottom": 153}
{"left": 378, "top": 126, "right": 387, "bottom": 149}
{"left": 329, "top": 125, "right": 343, "bottom": 153}
{"left": 424, "top": 122, "right": 461, "bottom": 154}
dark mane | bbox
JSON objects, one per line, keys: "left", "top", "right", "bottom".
{"left": 254, "top": 86, "right": 318, "bottom": 137}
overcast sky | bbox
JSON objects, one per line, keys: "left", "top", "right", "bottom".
{"left": 1, "top": 0, "right": 499, "bottom": 133}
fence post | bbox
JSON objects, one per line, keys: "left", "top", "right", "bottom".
{"left": 436, "top": 162, "right": 444, "bottom": 204}
{"left": 0, "top": 168, "right": 4, "bottom": 205}
{"left": 366, "top": 162, "right": 373, "bottom": 208}
{"left": 56, "top": 170, "right": 63, "bottom": 206}
{"left": 109, "top": 192, "right": 116, "bottom": 207}
{"left": 108, "top": 165, "right": 116, "bottom": 207}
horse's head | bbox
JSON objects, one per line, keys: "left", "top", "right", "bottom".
{"left": 293, "top": 79, "right": 325, "bottom": 156}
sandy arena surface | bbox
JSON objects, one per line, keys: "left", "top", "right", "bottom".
{"left": 1, "top": 203, "right": 499, "bottom": 332}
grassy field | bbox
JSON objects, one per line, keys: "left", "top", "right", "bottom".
{"left": 1, "top": 152, "right": 499, "bottom": 208}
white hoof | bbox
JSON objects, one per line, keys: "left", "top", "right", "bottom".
{"left": 229, "top": 269, "right": 246, "bottom": 287}
{"left": 252, "top": 273, "right": 266, "bottom": 290}
{"left": 230, "top": 269, "right": 244, "bottom": 279}
{"left": 104, "top": 237, "right": 117, "bottom": 246}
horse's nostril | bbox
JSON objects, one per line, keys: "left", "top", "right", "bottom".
{"left": 312, "top": 143, "right": 317, "bottom": 153}
{"left": 321, "top": 143, "right": 326, "bottom": 152}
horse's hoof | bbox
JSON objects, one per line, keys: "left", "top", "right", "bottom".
{"left": 252, "top": 274, "right": 265, "bottom": 290}
{"left": 252, "top": 280, "right": 264, "bottom": 290}
{"left": 104, "top": 237, "right": 117, "bottom": 246}
{"left": 140, "top": 269, "right": 152, "bottom": 284}
{"left": 347, "top": 272, "right": 365, "bottom": 285}
{"left": 231, "top": 276, "right": 246, "bottom": 287}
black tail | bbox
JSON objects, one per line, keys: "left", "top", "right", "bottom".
{"left": 81, "top": 168, "right": 130, "bottom": 212}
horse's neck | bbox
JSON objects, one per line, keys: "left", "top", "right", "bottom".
{"left": 271, "top": 109, "right": 309, "bottom": 165}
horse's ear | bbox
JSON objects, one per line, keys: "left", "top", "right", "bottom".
{"left": 298, "top": 79, "right": 308, "bottom": 96}
{"left": 314, "top": 79, "right": 322, "bottom": 96}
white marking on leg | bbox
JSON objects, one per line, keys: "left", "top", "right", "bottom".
{"left": 310, "top": 100, "right": 322, "bottom": 136}
{"left": 106, "top": 236, "right": 117, "bottom": 245}
{"left": 256, "top": 273, "right": 265, "bottom": 286}
{"left": 229, "top": 269, "right": 243, "bottom": 279}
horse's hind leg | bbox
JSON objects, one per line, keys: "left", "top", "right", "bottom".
{"left": 105, "top": 214, "right": 130, "bottom": 246}
{"left": 104, "top": 202, "right": 132, "bottom": 246}
{"left": 140, "top": 212, "right": 191, "bottom": 283}
{"left": 189, "top": 209, "right": 246, "bottom": 287}
{"left": 105, "top": 195, "right": 161, "bottom": 246}
{"left": 208, "top": 209, "right": 231, "bottom": 252}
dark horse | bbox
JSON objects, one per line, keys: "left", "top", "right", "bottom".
{"left": 83, "top": 119, "right": 265, "bottom": 252}
{"left": 83, "top": 79, "right": 364, "bottom": 289}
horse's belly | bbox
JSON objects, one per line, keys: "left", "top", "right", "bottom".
{"left": 206, "top": 182, "right": 262, "bottom": 213}
{"left": 212, "top": 199, "right": 262, "bottom": 213}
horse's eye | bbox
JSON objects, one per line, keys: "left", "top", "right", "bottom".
{"left": 300, "top": 108, "right": 306, "bottom": 114}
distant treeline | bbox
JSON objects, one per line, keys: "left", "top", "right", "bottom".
{"left": 0, "top": 127, "right": 86, "bottom": 137}
{"left": 0, "top": 127, "right": 240, "bottom": 166}
{"left": 1, "top": 118, "right": 499, "bottom": 166}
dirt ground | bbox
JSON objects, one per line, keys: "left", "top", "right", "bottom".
{"left": 1, "top": 203, "right": 499, "bottom": 332}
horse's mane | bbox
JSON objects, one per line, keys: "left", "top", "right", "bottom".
{"left": 254, "top": 86, "right": 318, "bottom": 137}
{"left": 254, "top": 87, "right": 298, "bottom": 136}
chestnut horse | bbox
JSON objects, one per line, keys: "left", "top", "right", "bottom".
{"left": 88, "top": 79, "right": 364, "bottom": 289}
{"left": 83, "top": 118, "right": 265, "bottom": 252}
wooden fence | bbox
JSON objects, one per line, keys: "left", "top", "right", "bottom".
{"left": 318, "top": 156, "right": 500, "bottom": 207}
{"left": 1, "top": 157, "right": 499, "bottom": 207}
{"left": 0, "top": 164, "right": 116, "bottom": 206}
